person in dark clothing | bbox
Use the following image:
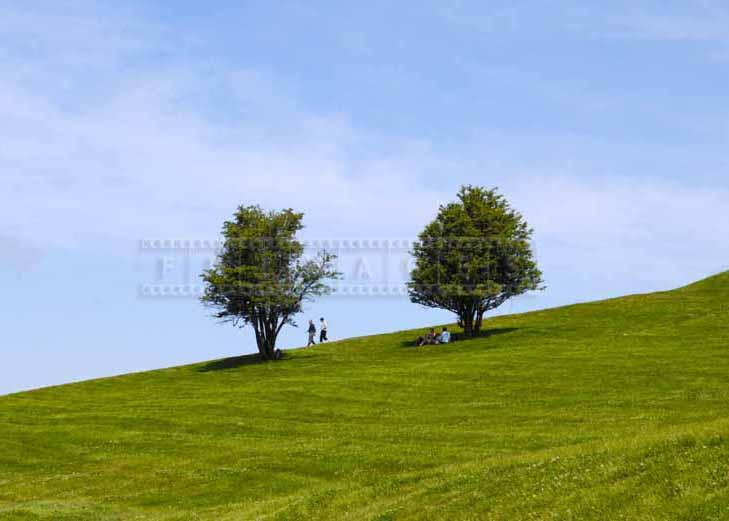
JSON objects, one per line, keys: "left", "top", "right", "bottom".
{"left": 426, "top": 328, "right": 438, "bottom": 345}
{"left": 416, "top": 328, "right": 439, "bottom": 346}
{"left": 307, "top": 320, "right": 317, "bottom": 347}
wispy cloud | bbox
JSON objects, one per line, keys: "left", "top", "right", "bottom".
{"left": 571, "top": 1, "right": 729, "bottom": 44}
{"left": 3, "top": 1, "right": 729, "bottom": 394}
{"left": 605, "top": 17, "right": 726, "bottom": 44}
{"left": 1, "top": 2, "right": 727, "bottom": 288}
{"left": 0, "top": 234, "right": 44, "bottom": 273}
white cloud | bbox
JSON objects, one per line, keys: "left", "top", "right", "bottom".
{"left": 4, "top": 2, "right": 729, "bottom": 396}
{"left": 1, "top": 2, "right": 727, "bottom": 296}
{"left": 0, "top": 234, "right": 44, "bottom": 272}
{"left": 605, "top": 13, "right": 729, "bottom": 43}
{"left": 509, "top": 174, "right": 729, "bottom": 291}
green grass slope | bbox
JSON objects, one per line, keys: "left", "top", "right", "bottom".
{"left": 2, "top": 273, "right": 729, "bottom": 520}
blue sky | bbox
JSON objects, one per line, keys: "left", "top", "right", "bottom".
{"left": 2, "top": 1, "right": 728, "bottom": 394}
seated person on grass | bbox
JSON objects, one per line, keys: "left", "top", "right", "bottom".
{"left": 439, "top": 327, "right": 451, "bottom": 344}
{"left": 416, "top": 328, "right": 439, "bottom": 346}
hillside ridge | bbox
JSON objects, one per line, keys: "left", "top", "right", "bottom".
{"left": 1, "top": 271, "right": 729, "bottom": 520}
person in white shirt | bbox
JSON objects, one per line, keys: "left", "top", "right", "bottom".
{"left": 319, "top": 317, "right": 328, "bottom": 342}
{"left": 439, "top": 327, "right": 451, "bottom": 344}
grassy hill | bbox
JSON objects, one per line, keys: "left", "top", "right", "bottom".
{"left": 2, "top": 273, "right": 729, "bottom": 520}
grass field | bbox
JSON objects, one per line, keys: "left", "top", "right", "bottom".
{"left": 2, "top": 272, "right": 729, "bottom": 520}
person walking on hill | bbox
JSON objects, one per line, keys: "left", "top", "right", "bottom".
{"left": 319, "top": 317, "right": 328, "bottom": 342}
{"left": 307, "top": 320, "right": 317, "bottom": 347}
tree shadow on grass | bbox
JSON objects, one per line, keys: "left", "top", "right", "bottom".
{"left": 478, "top": 327, "right": 520, "bottom": 339}
{"left": 197, "top": 353, "right": 266, "bottom": 372}
{"left": 196, "top": 349, "right": 328, "bottom": 372}
{"left": 399, "top": 327, "right": 520, "bottom": 348}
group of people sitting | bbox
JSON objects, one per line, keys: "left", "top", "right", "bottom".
{"left": 415, "top": 327, "right": 451, "bottom": 347}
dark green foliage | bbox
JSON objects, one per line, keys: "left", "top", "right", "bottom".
{"left": 408, "top": 185, "right": 544, "bottom": 336}
{"left": 200, "top": 205, "right": 339, "bottom": 359}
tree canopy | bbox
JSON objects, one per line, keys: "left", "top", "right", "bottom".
{"left": 201, "top": 205, "right": 339, "bottom": 360}
{"left": 408, "top": 185, "right": 543, "bottom": 337}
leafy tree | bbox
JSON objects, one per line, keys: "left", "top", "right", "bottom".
{"left": 201, "top": 206, "right": 339, "bottom": 360}
{"left": 408, "top": 186, "right": 543, "bottom": 337}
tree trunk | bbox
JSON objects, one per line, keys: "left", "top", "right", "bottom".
{"left": 252, "top": 323, "right": 266, "bottom": 360}
{"left": 258, "top": 326, "right": 277, "bottom": 361}
{"left": 474, "top": 310, "right": 484, "bottom": 336}
{"left": 252, "top": 315, "right": 277, "bottom": 361}
{"left": 265, "top": 333, "right": 277, "bottom": 360}
{"left": 255, "top": 335, "right": 276, "bottom": 360}
{"left": 462, "top": 312, "right": 474, "bottom": 337}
